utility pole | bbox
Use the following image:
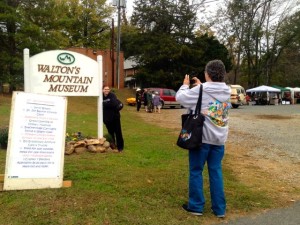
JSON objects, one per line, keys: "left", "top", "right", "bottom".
{"left": 113, "top": 0, "right": 126, "bottom": 89}
{"left": 110, "top": 18, "right": 115, "bottom": 88}
{"left": 116, "top": 0, "right": 121, "bottom": 89}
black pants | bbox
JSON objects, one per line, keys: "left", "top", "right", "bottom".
{"left": 105, "top": 118, "right": 124, "bottom": 150}
{"left": 137, "top": 101, "right": 142, "bottom": 111}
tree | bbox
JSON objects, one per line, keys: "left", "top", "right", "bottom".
{"left": 0, "top": 0, "right": 23, "bottom": 90}
{"left": 123, "top": 0, "right": 231, "bottom": 89}
{"left": 60, "top": 0, "right": 113, "bottom": 49}
{"left": 213, "top": 0, "right": 299, "bottom": 88}
{"left": 0, "top": 0, "right": 114, "bottom": 91}
{"left": 273, "top": 10, "right": 300, "bottom": 86}
{"left": 20, "top": 0, "right": 113, "bottom": 49}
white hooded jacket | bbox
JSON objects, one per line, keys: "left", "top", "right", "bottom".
{"left": 176, "top": 82, "right": 231, "bottom": 145}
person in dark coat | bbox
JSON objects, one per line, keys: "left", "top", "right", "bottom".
{"left": 136, "top": 88, "right": 142, "bottom": 111}
{"left": 143, "top": 88, "right": 148, "bottom": 112}
{"left": 102, "top": 85, "right": 124, "bottom": 152}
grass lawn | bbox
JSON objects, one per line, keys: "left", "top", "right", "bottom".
{"left": 0, "top": 90, "right": 298, "bottom": 225}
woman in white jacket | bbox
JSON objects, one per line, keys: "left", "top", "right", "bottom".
{"left": 176, "top": 60, "right": 231, "bottom": 217}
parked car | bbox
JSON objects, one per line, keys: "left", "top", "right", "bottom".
{"left": 228, "top": 84, "right": 246, "bottom": 108}
{"left": 126, "top": 97, "right": 136, "bottom": 106}
{"left": 147, "top": 88, "right": 181, "bottom": 108}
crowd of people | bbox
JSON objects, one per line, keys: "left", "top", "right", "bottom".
{"left": 136, "top": 88, "right": 163, "bottom": 113}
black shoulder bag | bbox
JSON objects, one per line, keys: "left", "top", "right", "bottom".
{"left": 176, "top": 85, "right": 205, "bottom": 150}
{"left": 116, "top": 99, "right": 124, "bottom": 111}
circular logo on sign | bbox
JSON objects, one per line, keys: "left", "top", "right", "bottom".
{"left": 57, "top": 53, "right": 75, "bottom": 65}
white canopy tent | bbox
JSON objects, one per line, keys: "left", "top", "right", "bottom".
{"left": 246, "top": 85, "right": 281, "bottom": 105}
{"left": 290, "top": 87, "right": 300, "bottom": 92}
{"left": 246, "top": 85, "right": 281, "bottom": 93}
{"left": 286, "top": 87, "right": 300, "bottom": 104}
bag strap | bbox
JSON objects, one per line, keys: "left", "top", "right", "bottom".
{"left": 195, "top": 85, "right": 203, "bottom": 115}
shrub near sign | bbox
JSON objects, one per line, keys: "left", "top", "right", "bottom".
{"left": 24, "top": 49, "right": 101, "bottom": 96}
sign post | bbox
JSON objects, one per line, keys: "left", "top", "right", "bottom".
{"left": 97, "top": 55, "right": 103, "bottom": 138}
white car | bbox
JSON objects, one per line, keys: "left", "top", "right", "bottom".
{"left": 228, "top": 84, "right": 247, "bottom": 108}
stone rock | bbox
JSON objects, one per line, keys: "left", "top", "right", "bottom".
{"left": 73, "top": 140, "right": 86, "bottom": 148}
{"left": 86, "top": 139, "right": 100, "bottom": 145}
{"left": 65, "top": 138, "right": 115, "bottom": 155}
{"left": 103, "top": 141, "right": 110, "bottom": 148}
{"left": 87, "top": 145, "right": 97, "bottom": 153}
{"left": 106, "top": 147, "right": 113, "bottom": 153}
{"left": 99, "top": 138, "right": 106, "bottom": 145}
{"left": 96, "top": 145, "right": 106, "bottom": 153}
{"left": 74, "top": 146, "right": 87, "bottom": 154}
{"left": 65, "top": 143, "right": 75, "bottom": 155}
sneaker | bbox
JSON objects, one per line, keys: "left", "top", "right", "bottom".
{"left": 182, "top": 204, "right": 203, "bottom": 216}
{"left": 216, "top": 214, "right": 225, "bottom": 218}
{"left": 212, "top": 210, "right": 225, "bottom": 218}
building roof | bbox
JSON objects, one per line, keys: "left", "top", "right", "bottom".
{"left": 124, "top": 56, "right": 138, "bottom": 69}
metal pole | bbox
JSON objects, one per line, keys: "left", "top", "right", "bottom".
{"left": 116, "top": 0, "right": 121, "bottom": 89}
{"left": 111, "top": 18, "right": 115, "bottom": 88}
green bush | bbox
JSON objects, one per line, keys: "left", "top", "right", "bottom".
{"left": 0, "top": 127, "right": 8, "bottom": 149}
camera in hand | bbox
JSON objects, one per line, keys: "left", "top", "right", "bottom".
{"left": 190, "top": 71, "right": 197, "bottom": 84}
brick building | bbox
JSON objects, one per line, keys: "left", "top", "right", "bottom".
{"left": 68, "top": 47, "right": 125, "bottom": 89}
{"left": 124, "top": 56, "right": 138, "bottom": 88}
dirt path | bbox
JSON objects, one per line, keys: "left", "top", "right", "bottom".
{"left": 135, "top": 106, "right": 300, "bottom": 205}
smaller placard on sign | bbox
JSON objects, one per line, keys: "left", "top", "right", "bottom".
{"left": 4, "top": 92, "right": 67, "bottom": 190}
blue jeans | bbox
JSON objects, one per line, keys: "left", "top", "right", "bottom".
{"left": 188, "top": 143, "right": 226, "bottom": 215}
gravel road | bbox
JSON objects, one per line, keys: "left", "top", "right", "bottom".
{"left": 228, "top": 104, "right": 300, "bottom": 161}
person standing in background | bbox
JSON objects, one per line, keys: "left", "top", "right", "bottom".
{"left": 152, "top": 91, "right": 162, "bottom": 113}
{"left": 146, "top": 90, "right": 153, "bottom": 113}
{"left": 102, "top": 85, "right": 124, "bottom": 152}
{"left": 143, "top": 88, "right": 148, "bottom": 112}
{"left": 176, "top": 60, "right": 231, "bottom": 218}
{"left": 136, "top": 88, "right": 142, "bottom": 111}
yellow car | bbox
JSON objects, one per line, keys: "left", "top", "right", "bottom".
{"left": 126, "top": 97, "right": 136, "bottom": 106}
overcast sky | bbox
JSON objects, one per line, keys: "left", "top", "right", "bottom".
{"left": 121, "top": 0, "right": 300, "bottom": 29}
{"left": 124, "top": 0, "right": 222, "bottom": 19}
